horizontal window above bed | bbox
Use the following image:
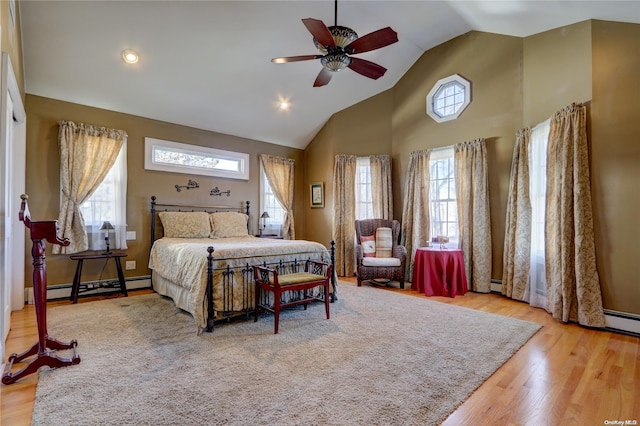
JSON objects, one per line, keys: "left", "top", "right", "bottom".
{"left": 144, "top": 137, "right": 249, "bottom": 180}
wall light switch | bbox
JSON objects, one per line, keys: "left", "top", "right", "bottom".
{"left": 125, "top": 261, "right": 136, "bottom": 270}
{"left": 126, "top": 231, "right": 136, "bottom": 240}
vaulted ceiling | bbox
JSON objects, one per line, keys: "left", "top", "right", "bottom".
{"left": 20, "top": 1, "right": 640, "bottom": 149}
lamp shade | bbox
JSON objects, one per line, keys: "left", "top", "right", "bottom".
{"left": 261, "top": 212, "right": 270, "bottom": 219}
{"left": 313, "top": 26, "right": 358, "bottom": 52}
{"left": 321, "top": 53, "right": 351, "bottom": 72}
{"left": 100, "top": 221, "right": 114, "bottom": 230}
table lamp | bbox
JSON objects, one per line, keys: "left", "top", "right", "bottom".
{"left": 100, "top": 221, "right": 114, "bottom": 254}
{"left": 260, "top": 212, "right": 269, "bottom": 236}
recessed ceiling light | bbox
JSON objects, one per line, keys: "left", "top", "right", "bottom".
{"left": 279, "top": 101, "right": 289, "bottom": 110}
{"left": 122, "top": 49, "right": 139, "bottom": 64}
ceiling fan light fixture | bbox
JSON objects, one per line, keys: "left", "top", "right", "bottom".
{"left": 313, "top": 26, "right": 358, "bottom": 53}
{"left": 321, "top": 53, "right": 351, "bottom": 72}
{"left": 330, "top": 26, "right": 358, "bottom": 48}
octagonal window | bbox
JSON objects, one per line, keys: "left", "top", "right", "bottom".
{"left": 427, "top": 74, "right": 471, "bottom": 123}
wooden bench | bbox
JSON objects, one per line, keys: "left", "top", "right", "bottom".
{"left": 253, "top": 260, "right": 332, "bottom": 334}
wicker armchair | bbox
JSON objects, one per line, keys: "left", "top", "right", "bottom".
{"left": 354, "top": 219, "right": 406, "bottom": 288}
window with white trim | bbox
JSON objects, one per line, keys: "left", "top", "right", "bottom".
{"left": 79, "top": 142, "right": 128, "bottom": 250}
{"left": 428, "top": 147, "right": 459, "bottom": 248}
{"left": 355, "top": 157, "right": 373, "bottom": 220}
{"left": 427, "top": 74, "right": 471, "bottom": 123}
{"left": 527, "top": 119, "right": 551, "bottom": 307}
{"left": 144, "top": 137, "right": 249, "bottom": 180}
{"left": 259, "top": 167, "right": 286, "bottom": 236}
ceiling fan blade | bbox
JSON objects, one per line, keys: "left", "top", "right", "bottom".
{"left": 313, "top": 68, "right": 332, "bottom": 87}
{"left": 348, "top": 58, "right": 387, "bottom": 80}
{"left": 346, "top": 27, "right": 398, "bottom": 54}
{"left": 271, "top": 55, "right": 323, "bottom": 64}
{"left": 302, "top": 18, "right": 336, "bottom": 49}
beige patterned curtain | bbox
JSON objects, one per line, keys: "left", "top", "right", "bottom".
{"left": 370, "top": 155, "right": 393, "bottom": 220}
{"left": 54, "top": 121, "right": 127, "bottom": 254}
{"left": 260, "top": 154, "right": 296, "bottom": 239}
{"left": 502, "top": 129, "right": 532, "bottom": 300}
{"left": 332, "top": 155, "right": 357, "bottom": 277}
{"left": 455, "top": 138, "right": 492, "bottom": 293}
{"left": 545, "top": 103, "right": 605, "bottom": 327}
{"left": 400, "top": 149, "right": 430, "bottom": 279}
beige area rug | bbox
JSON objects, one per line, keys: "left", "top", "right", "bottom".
{"left": 31, "top": 282, "right": 541, "bottom": 426}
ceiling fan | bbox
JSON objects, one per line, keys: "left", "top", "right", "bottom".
{"left": 271, "top": 0, "right": 399, "bottom": 87}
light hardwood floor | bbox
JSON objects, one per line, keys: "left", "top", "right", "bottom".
{"left": 2, "top": 281, "right": 639, "bottom": 425}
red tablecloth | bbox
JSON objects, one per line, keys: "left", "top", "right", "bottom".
{"left": 412, "top": 247, "right": 468, "bottom": 297}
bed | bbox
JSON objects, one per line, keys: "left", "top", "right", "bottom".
{"left": 148, "top": 196, "right": 336, "bottom": 333}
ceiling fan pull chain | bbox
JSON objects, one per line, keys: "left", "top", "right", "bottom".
{"left": 334, "top": 0, "right": 338, "bottom": 27}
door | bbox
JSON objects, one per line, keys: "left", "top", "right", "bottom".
{"left": 1, "top": 53, "right": 27, "bottom": 364}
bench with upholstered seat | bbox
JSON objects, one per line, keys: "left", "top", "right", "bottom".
{"left": 253, "top": 259, "right": 332, "bottom": 334}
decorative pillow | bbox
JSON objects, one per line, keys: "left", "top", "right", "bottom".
{"left": 158, "top": 212, "right": 211, "bottom": 238}
{"left": 375, "top": 227, "right": 393, "bottom": 258}
{"left": 360, "top": 235, "right": 376, "bottom": 257}
{"left": 210, "top": 212, "right": 249, "bottom": 238}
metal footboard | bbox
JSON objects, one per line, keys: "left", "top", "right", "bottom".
{"left": 205, "top": 241, "right": 337, "bottom": 332}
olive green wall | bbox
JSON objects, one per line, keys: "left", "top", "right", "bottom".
{"left": 590, "top": 21, "right": 640, "bottom": 313}
{"left": 303, "top": 89, "right": 393, "bottom": 246}
{"left": 523, "top": 20, "right": 592, "bottom": 124}
{"left": 304, "top": 31, "right": 523, "bottom": 281}
{"left": 25, "top": 95, "right": 305, "bottom": 287}
{"left": 392, "top": 31, "right": 523, "bottom": 280}
{"left": 303, "top": 21, "right": 640, "bottom": 315}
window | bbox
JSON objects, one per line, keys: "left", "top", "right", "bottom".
{"left": 355, "top": 157, "right": 373, "bottom": 220}
{"left": 426, "top": 74, "right": 471, "bottom": 123}
{"left": 260, "top": 167, "right": 285, "bottom": 236}
{"left": 144, "top": 137, "right": 249, "bottom": 180}
{"left": 527, "top": 119, "right": 551, "bottom": 307}
{"left": 79, "top": 142, "right": 128, "bottom": 250}
{"left": 428, "top": 147, "right": 459, "bottom": 248}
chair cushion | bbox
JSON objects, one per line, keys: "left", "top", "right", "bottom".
{"left": 275, "top": 272, "right": 326, "bottom": 286}
{"left": 375, "top": 227, "right": 393, "bottom": 258}
{"left": 360, "top": 235, "right": 376, "bottom": 257}
{"left": 362, "top": 257, "right": 401, "bottom": 267}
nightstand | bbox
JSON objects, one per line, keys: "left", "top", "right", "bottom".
{"left": 69, "top": 252, "right": 128, "bottom": 303}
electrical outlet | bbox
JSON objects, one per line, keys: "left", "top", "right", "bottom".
{"left": 126, "top": 231, "right": 136, "bottom": 240}
{"left": 125, "top": 260, "right": 136, "bottom": 270}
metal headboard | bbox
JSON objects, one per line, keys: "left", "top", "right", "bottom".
{"left": 150, "top": 195, "right": 250, "bottom": 250}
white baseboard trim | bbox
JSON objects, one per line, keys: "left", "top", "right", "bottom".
{"left": 24, "top": 276, "right": 152, "bottom": 303}
{"left": 490, "top": 279, "right": 639, "bottom": 336}
{"left": 604, "top": 310, "right": 640, "bottom": 336}
{"left": 25, "top": 287, "right": 34, "bottom": 304}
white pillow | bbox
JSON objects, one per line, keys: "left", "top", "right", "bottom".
{"left": 209, "top": 212, "right": 249, "bottom": 238}
{"left": 158, "top": 212, "right": 211, "bottom": 238}
{"left": 360, "top": 235, "right": 376, "bottom": 257}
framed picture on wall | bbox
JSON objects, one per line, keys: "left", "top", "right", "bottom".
{"left": 310, "top": 182, "right": 324, "bottom": 208}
